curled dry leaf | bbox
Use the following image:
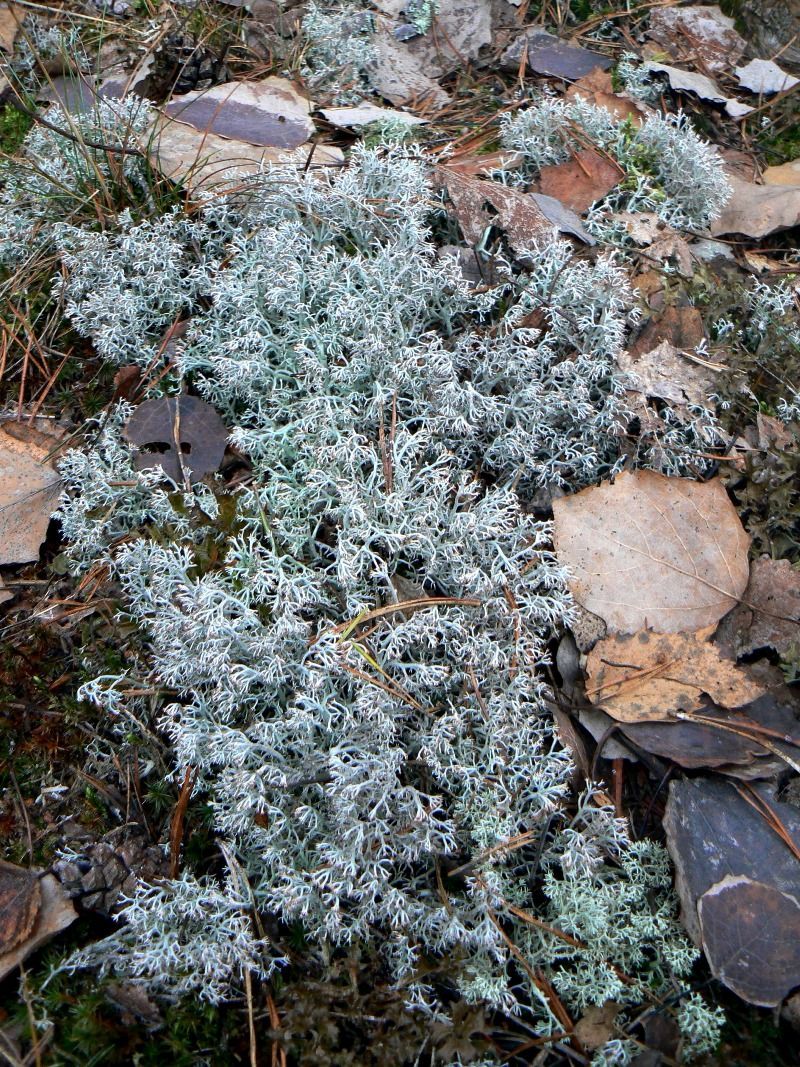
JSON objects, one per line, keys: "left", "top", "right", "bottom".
{"left": 552, "top": 470, "right": 750, "bottom": 634}
{"left": 585, "top": 629, "right": 764, "bottom": 723}
{"left": 699, "top": 875, "right": 800, "bottom": 1007}
{"left": 124, "top": 395, "right": 228, "bottom": 484}
{"left": 647, "top": 62, "right": 753, "bottom": 118}
{"left": 735, "top": 58, "right": 800, "bottom": 95}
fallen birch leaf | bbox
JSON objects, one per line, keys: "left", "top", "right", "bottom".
{"left": 699, "top": 876, "right": 800, "bottom": 1007}
{"left": 0, "top": 861, "right": 41, "bottom": 954}
{"left": 711, "top": 173, "right": 800, "bottom": 237}
{"left": 552, "top": 470, "right": 750, "bottom": 634}
{"left": 0, "top": 3, "right": 21, "bottom": 53}
{"left": 735, "top": 58, "right": 800, "bottom": 95}
{"left": 437, "top": 168, "right": 594, "bottom": 252}
{"left": 0, "top": 870, "right": 77, "bottom": 983}
{"left": 565, "top": 70, "right": 646, "bottom": 125}
{"left": 585, "top": 629, "right": 763, "bottom": 723}
{"left": 538, "top": 148, "right": 624, "bottom": 214}
{"left": 629, "top": 305, "right": 705, "bottom": 358}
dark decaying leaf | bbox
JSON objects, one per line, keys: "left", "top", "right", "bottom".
{"left": 618, "top": 695, "right": 800, "bottom": 773}
{"left": 663, "top": 777, "right": 800, "bottom": 947}
{"left": 699, "top": 875, "right": 800, "bottom": 1007}
{"left": 0, "top": 860, "right": 41, "bottom": 954}
{"left": 124, "top": 395, "right": 228, "bottom": 484}
{"left": 501, "top": 30, "right": 613, "bottom": 81}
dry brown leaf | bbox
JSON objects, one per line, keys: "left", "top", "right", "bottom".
{"left": 628, "top": 305, "right": 705, "bottom": 359}
{"left": 437, "top": 168, "right": 554, "bottom": 250}
{"left": 0, "top": 3, "right": 22, "bottom": 53}
{"left": 566, "top": 71, "right": 646, "bottom": 126}
{"left": 711, "top": 174, "right": 800, "bottom": 237}
{"left": 0, "top": 872, "right": 77, "bottom": 983}
{"left": 552, "top": 470, "right": 750, "bottom": 634}
{"left": 124, "top": 395, "right": 228, "bottom": 484}
{"left": 617, "top": 340, "right": 718, "bottom": 408}
{"left": 584, "top": 629, "right": 763, "bottom": 723}
{"left": 538, "top": 148, "right": 624, "bottom": 214}
{"left": 714, "top": 558, "right": 800, "bottom": 659}
{"left": 0, "top": 861, "right": 41, "bottom": 954}
{"left": 573, "top": 1002, "right": 620, "bottom": 1051}
{"left": 0, "top": 423, "right": 63, "bottom": 586}
{"left": 437, "top": 168, "right": 593, "bottom": 253}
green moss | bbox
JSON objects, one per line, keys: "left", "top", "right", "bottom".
{"left": 0, "top": 104, "right": 33, "bottom": 156}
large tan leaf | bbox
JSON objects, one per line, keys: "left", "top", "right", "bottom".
{"left": 0, "top": 423, "right": 63, "bottom": 603}
{"left": 711, "top": 173, "right": 800, "bottom": 237}
{"left": 552, "top": 470, "right": 750, "bottom": 634}
{"left": 585, "top": 629, "right": 763, "bottom": 723}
